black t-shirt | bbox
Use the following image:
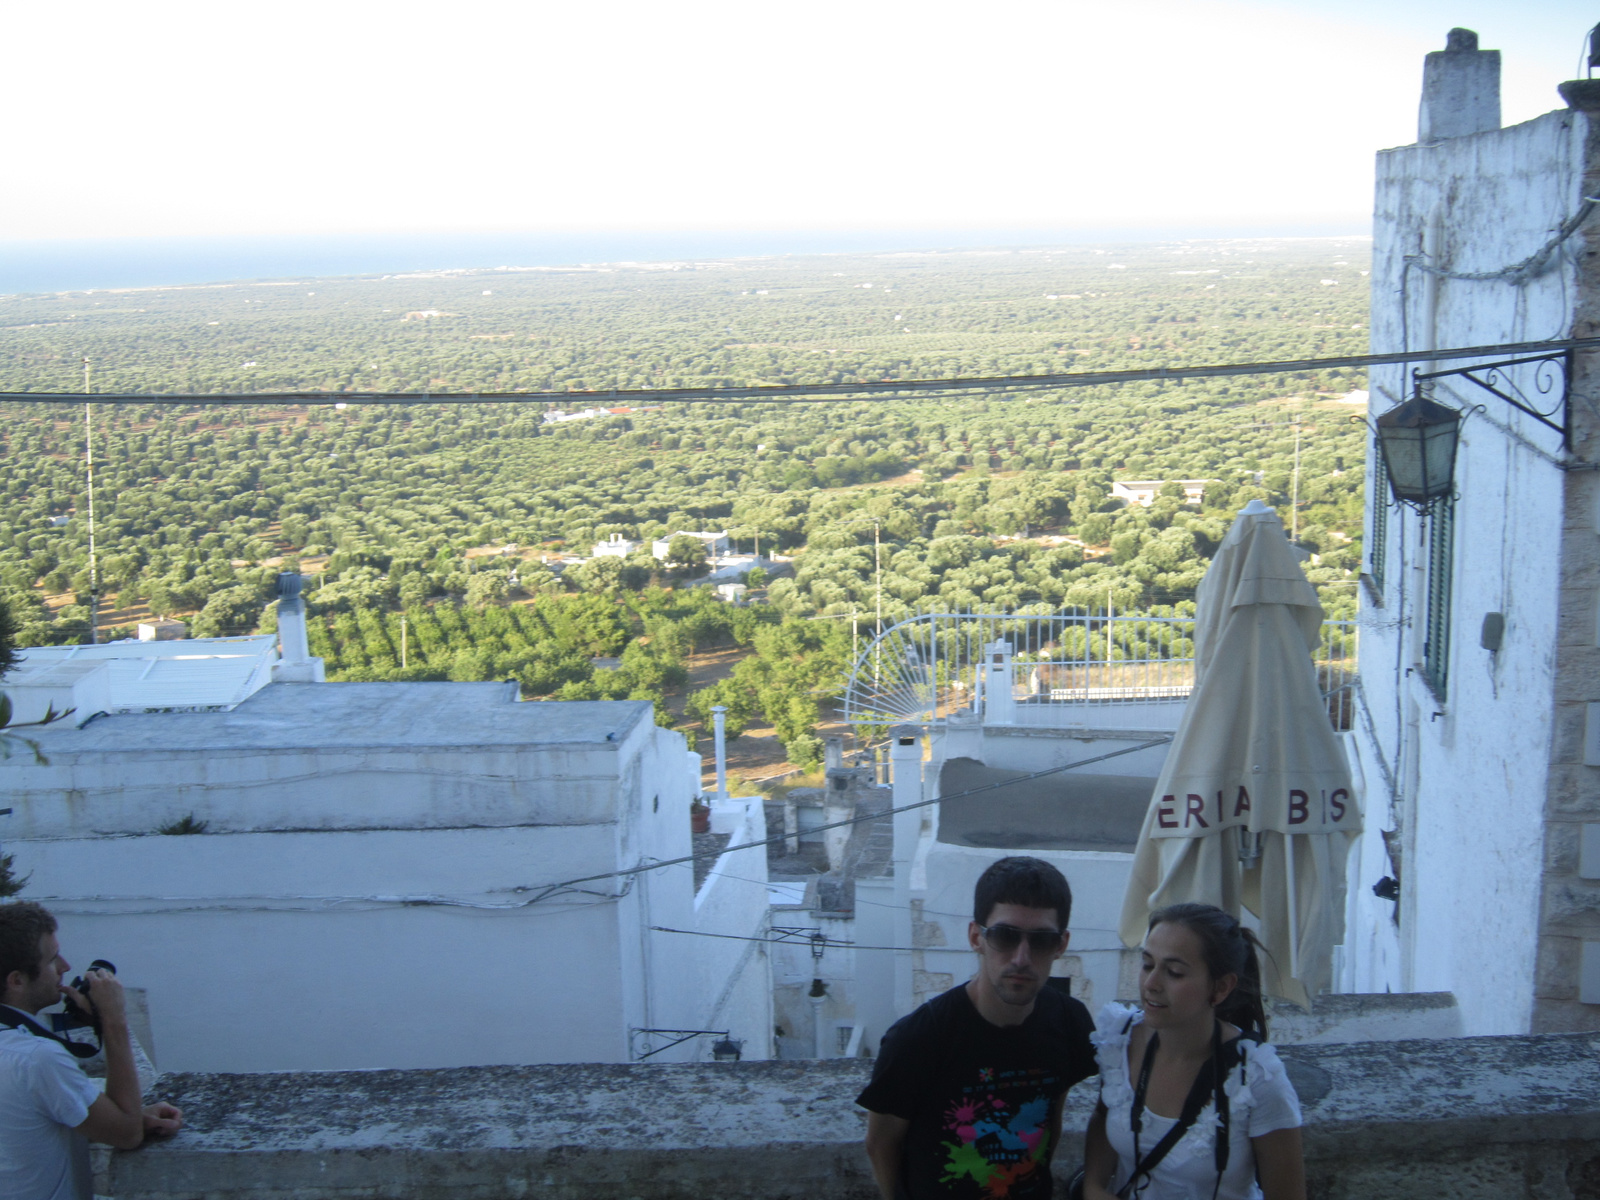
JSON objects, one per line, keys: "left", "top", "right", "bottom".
{"left": 856, "top": 982, "right": 1096, "bottom": 1200}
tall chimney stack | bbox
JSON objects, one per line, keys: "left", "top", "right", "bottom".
{"left": 271, "top": 572, "right": 326, "bottom": 683}
{"left": 1419, "top": 28, "right": 1500, "bottom": 142}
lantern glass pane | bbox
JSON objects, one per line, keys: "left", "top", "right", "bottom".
{"left": 1376, "top": 396, "right": 1461, "bottom": 505}
{"left": 1421, "top": 420, "right": 1458, "bottom": 501}
{"left": 1380, "top": 425, "right": 1428, "bottom": 502}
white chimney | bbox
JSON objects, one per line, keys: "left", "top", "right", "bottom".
{"left": 271, "top": 573, "right": 326, "bottom": 683}
{"left": 980, "top": 639, "right": 1017, "bottom": 725}
{"left": 1419, "top": 28, "right": 1500, "bottom": 142}
{"left": 711, "top": 704, "right": 729, "bottom": 801}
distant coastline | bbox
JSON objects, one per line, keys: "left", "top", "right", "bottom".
{"left": 0, "top": 224, "right": 1369, "bottom": 295}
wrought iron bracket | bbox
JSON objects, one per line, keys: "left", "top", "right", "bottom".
{"left": 629, "top": 1027, "right": 730, "bottom": 1061}
{"left": 1412, "top": 349, "right": 1573, "bottom": 451}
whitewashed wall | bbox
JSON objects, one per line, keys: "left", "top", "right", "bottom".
{"left": 19, "top": 826, "right": 627, "bottom": 1071}
{"left": 1353, "top": 107, "right": 1585, "bottom": 1034}
{"left": 904, "top": 720, "right": 1159, "bottom": 1015}
{"left": 681, "top": 797, "right": 774, "bottom": 1062}
{"left": 770, "top": 908, "right": 857, "bottom": 1059}
{"left": 2, "top": 685, "right": 748, "bottom": 1070}
{"left": 613, "top": 709, "right": 697, "bottom": 1062}
{"left": 913, "top": 843, "right": 1127, "bottom": 1015}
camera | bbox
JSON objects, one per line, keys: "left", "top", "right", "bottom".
{"left": 59, "top": 959, "right": 116, "bottom": 1029}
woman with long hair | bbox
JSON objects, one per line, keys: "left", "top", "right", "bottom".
{"left": 1079, "top": 903, "right": 1305, "bottom": 1200}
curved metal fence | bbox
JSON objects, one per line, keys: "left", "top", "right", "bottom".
{"left": 841, "top": 610, "right": 1357, "bottom": 732}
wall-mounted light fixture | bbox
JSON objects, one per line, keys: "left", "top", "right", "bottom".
{"left": 1374, "top": 393, "right": 1461, "bottom": 510}
{"left": 1373, "top": 347, "right": 1575, "bottom": 511}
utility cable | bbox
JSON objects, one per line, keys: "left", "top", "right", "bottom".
{"left": 1399, "top": 198, "right": 1600, "bottom": 353}
{"left": 1406, "top": 197, "right": 1600, "bottom": 286}
{"left": 678, "top": 858, "right": 1131, "bottom": 938}
{"left": 512, "top": 735, "right": 1173, "bottom": 904}
{"left": 651, "top": 925, "right": 917, "bottom": 952}
{"left": 6, "top": 338, "right": 1600, "bottom": 408}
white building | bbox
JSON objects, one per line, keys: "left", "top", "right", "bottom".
{"left": 4, "top": 634, "right": 283, "bottom": 724}
{"left": 701, "top": 555, "right": 768, "bottom": 585}
{"left": 592, "top": 533, "right": 640, "bottom": 558}
{"left": 651, "top": 530, "right": 730, "bottom": 560}
{"left": 1110, "top": 480, "right": 1210, "bottom": 508}
{"left": 2, "top": 618, "right": 772, "bottom": 1072}
{"left": 1344, "top": 29, "right": 1600, "bottom": 1034}
{"left": 542, "top": 406, "right": 643, "bottom": 424}
{"left": 136, "top": 619, "right": 187, "bottom": 642}
{"left": 817, "top": 620, "right": 1448, "bottom": 1058}
{"left": 860, "top": 644, "right": 1179, "bottom": 1030}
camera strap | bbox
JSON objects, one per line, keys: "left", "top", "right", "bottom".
{"left": 0, "top": 1006, "right": 99, "bottom": 1059}
{"left": 1121, "top": 1019, "right": 1221, "bottom": 1200}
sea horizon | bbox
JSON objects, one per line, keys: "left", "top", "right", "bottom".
{"left": 0, "top": 223, "right": 1371, "bottom": 296}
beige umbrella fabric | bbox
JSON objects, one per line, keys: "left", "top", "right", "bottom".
{"left": 1118, "top": 500, "right": 1360, "bottom": 1007}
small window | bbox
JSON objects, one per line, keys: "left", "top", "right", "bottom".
{"left": 1422, "top": 498, "right": 1454, "bottom": 699}
{"left": 1367, "top": 434, "right": 1388, "bottom": 595}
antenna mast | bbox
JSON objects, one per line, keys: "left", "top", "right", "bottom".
{"left": 83, "top": 357, "right": 98, "bottom": 646}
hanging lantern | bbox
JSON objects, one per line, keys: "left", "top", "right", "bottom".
{"left": 1375, "top": 393, "right": 1461, "bottom": 508}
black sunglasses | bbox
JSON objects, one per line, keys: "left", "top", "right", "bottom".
{"left": 977, "top": 924, "right": 1064, "bottom": 954}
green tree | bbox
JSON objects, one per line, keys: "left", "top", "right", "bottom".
{"left": 190, "top": 585, "right": 267, "bottom": 638}
{"left": 0, "top": 593, "right": 18, "bottom": 681}
{"left": 665, "top": 534, "right": 708, "bottom": 575}
{"left": 466, "top": 570, "right": 510, "bottom": 609}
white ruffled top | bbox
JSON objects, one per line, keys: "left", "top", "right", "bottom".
{"left": 1091, "top": 1002, "right": 1302, "bottom": 1200}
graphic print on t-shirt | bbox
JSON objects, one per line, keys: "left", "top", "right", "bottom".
{"left": 938, "top": 1064, "right": 1061, "bottom": 1198}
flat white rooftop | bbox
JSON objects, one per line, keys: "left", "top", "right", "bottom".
{"left": 11, "top": 635, "right": 280, "bottom": 714}
{"left": 24, "top": 682, "right": 652, "bottom": 752}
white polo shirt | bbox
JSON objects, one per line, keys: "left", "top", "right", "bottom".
{"left": 0, "top": 1006, "right": 100, "bottom": 1200}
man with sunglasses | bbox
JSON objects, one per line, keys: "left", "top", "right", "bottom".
{"left": 858, "top": 856, "right": 1094, "bottom": 1200}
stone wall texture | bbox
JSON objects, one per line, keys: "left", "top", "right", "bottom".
{"left": 109, "top": 1031, "right": 1600, "bottom": 1200}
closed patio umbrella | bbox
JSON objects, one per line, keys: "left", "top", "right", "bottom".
{"left": 1118, "top": 500, "right": 1360, "bottom": 1007}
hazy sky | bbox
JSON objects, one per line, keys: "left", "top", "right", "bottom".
{"left": 4, "top": 0, "right": 1593, "bottom": 243}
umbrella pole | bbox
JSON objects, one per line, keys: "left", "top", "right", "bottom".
{"left": 1284, "top": 835, "right": 1300, "bottom": 980}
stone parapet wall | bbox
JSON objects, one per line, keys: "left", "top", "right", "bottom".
{"left": 110, "top": 1031, "right": 1600, "bottom": 1200}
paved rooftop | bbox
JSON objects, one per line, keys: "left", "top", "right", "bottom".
{"left": 13, "top": 635, "right": 279, "bottom": 713}
{"left": 24, "top": 682, "right": 652, "bottom": 752}
{"left": 937, "top": 757, "right": 1155, "bottom": 852}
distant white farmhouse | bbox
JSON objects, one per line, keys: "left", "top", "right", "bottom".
{"left": 651, "top": 530, "right": 730, "bottom": 560}
{"left": 701, "top": 555, "right": 766, "bottom": 585}
{"left": 592, "top": 533, "right": 640, "bottom": 558}
{"left": 1109, "top": 479, "right": 1210, "bottom": 507}
{"left": 542, "top": 406, "right": 640, "bottom": 425}
{"left": 136, "top": 619, "right": 188, "bottom": 642}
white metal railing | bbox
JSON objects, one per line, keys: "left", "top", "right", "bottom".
{"left": 841, "top": 611, "right": 1357, "bottom": 732}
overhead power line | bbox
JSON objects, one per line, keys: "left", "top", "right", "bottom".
{"left": 514, "top": 736, "right": 1173, "bottom": 905}
{"left": 4, "top": 338, "right": 1598, "bottom": 408}
{"left": 650, "top": 925, "right": 916, "bottom": 953}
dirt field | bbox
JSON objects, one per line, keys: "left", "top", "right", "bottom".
{"left": 664, "top": 645, "right": 795, "bottom": 791}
